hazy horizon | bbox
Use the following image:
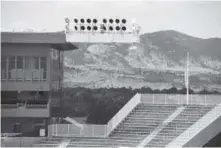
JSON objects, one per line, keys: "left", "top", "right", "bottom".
{"left": 1, "top": 1, "right": 221, "bottom": 39}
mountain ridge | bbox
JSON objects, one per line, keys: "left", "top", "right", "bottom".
{"left": 63, "top": 30, "right": 221, "bottom": 91}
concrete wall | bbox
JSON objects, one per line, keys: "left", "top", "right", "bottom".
{"left": 1, "top": 137, "right": 45, "bottom": 147}
{"left": 184, "top": 116, "right": 221, "bottom": 147}
{"left": 1, "top": 81, "right": 50, "bottom": 91}
{"left": 204, "top": 131, "right": 221, "bottom": 147}
{"left": 1, "top": 118, "right": 35, "bottom": 134}
{"left": 1, "top": 105, "right": 50, "bottom": 118}
{"left": 1, "top": 117, "right": 48, "bottom": 135}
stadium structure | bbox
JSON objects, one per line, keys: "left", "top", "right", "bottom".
{"left": 1, "top": 18, "right": 221, "bottom": 147}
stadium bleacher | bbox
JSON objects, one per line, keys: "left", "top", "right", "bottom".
{"left": 32, "top": 102, "right": 219, "bottom": 147}
{"left": 145, "top": 105, "right": 214, "bottom": 147}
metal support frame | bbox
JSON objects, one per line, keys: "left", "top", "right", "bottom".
{"left": 58, "top": 50, "right": 64, "bottom": 121}
{"left": 186, "top": 52, "right": 189, "bottom": 105}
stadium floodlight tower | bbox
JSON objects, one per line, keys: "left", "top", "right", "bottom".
{"left": 64, "top": 17, "right": 141, "bottom": 44}
{"left": 61, "top": 17, "right": 141, "bottom": 119}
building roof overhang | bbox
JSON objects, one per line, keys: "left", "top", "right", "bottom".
{"left": 1, "top": 32, "right": 78, "bottom": 51}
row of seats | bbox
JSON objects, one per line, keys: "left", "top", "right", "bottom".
{"left": 107, "top": 104, "right": 178, "bottom": 147}
{"left": 33, "top": 103, "right": 215, "bottom": 147}
{"left": 32, "top": 137, "right": 64, "bottom": 147}
{"left": 145, "top": 105, "right": 214, "bottom": 147}
{"left": 64, "top": 104, "right": 178, "bottom": 147}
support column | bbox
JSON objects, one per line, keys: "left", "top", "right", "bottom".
{"left": 45, "top": 118, "right": 48, "bottom": 137}
{"left": 58, "top": 50, "right": 64, "bottom": 121}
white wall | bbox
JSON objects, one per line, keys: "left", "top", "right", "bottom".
{"left": 1, "top": 106, "right": 50, "bottom": 117}
{"left": 184, "top": 116, "right": 221, "bottom": 147}
{"left": 1, "top": 137, "right": 45, "bottom": 147}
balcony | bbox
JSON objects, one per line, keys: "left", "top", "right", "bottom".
{"left": 1, "top": 69, "right": 49, "bottom": 91}
{"left": 1, "top": 99, "right": 50, "bottom": 118}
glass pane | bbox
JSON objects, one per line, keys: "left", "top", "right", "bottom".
{"left": 8, "top": 56, "right": 16, "bottom": 79}
{"left": 25, "top": 56, "right": 31, "bottom": 69}
{"left": 17, "top": 56, "right": 23, "bottom": 69}
{"left": 40, "top": 57, "right": 47, "bottom": 79}
{"left": 34, "top": 57, "right": 39, "bottom": 69}
{"left": 40, "top": 57, "right": 47, "bottom": 70}
{"left": 43, "top": 71, "right": 47, "bottom": 79}
{"left": 9, "top": 56, "right": 15, "bottom": 69}
{"left": 1, "top": 56, "right": 7, "bottom": 79}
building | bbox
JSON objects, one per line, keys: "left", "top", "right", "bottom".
{"left": 1, "top": 32, "right": 77, "bottom": 136}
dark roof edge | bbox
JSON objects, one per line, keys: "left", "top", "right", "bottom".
{"left": 1, "top": 31, "right": 78, "bottom": 50}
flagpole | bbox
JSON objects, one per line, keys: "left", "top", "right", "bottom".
{"left": 186, "top": 52, "right": 189, "bottom": 105}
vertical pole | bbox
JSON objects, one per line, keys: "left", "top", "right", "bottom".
{"left": 92, "top": 125, "right": 94, "bottom": 137}
{"left": 186, "top": 52, "right": 189, "bottom": 105}
{"left": 68, "top": 124, "right": 70, "bottom": 137}
{"left": 52, "top": 124, "right": 54, "bottom": 136}
{"left": 164, "top": 94, "right": 166, "bottom": 104}
{"left": 152, "top": 94, "right": 154, "bottom": 104}
{"left": 56, "top": 124, "right": 58, "bottom": 136}
{"left": 15, "top": 56, "right": 17, "bottom": 81}
{"left": 6, "top": 56, "right": 8, "bottom": 80}
{"left": 58, "top": 50, "right": 63, "bottom": 121}
{"left": 23, "top": 56, "right": 25, "bottom": 81}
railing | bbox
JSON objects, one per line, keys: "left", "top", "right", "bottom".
{"left": 1, "top": 69, "right": 46, "bottom": 81}
{"left": 141, "top": 94, "right": 221, "bottom": 105}
{"left": 166, "top": 102, "right": 221, "bottom": 147}
{"left": 1, "top": 99, "right": 49, "bottom": 109}
{"left": 47, "top": 93, "right": 142, "bottom": 138}
{"left": 106, "top": 93, "right": 141, "bottom": 136}
{"left": 1, "top": 100, "right": 50, "bottom": 117}
{"left": 1, "top": 136, "right": 45, "bottom": 147}
{"left": 48, "top": 124, "right": 107, "bottom": 137}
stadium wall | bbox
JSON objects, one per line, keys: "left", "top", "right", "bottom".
{"left": 184, "top": 116, "right": 221, "bottom": 147}
{"left": 1, "top": 137, "right": 45, "bottom": 147}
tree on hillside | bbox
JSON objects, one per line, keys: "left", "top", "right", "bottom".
{"left": 179, "top": 87, "right": 194, "bottom": 94}
{"left": 167, "top": 87, "right": 178, "bottom": 94}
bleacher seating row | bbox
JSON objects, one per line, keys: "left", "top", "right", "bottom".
{"left": 1, "top": 99, "right": 48, "bottom": 108}
{"left": 145, "top": 105, "right": 214, "bottom": 147}
{"left": 33, "top": 103, "right": 216, "bottom": 147}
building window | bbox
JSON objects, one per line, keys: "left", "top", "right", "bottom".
{"left": 8, "top": 56, "right": 16, "bottom": 79}
{"left": 16, "top": 56, "right": 24, "bottom": 80}
{"left": 40, "top": 57, "right": 47, "bottom": 79}
{"left": 17, "top": 56, "right": 24, "bottom": 69}
{"left": 25, "top": 56, "right": 31, "bottom": 69}
{"left": 34, "top": 57, "right": 39, "bottom": 69}
{"left": 3, "top": 56, "right": 47, "bottom": 81}
{"left": 1, "top": 56, "right": 7, "bottom": 79}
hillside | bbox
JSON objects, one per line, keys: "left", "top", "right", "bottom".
{"left": 63, "top": 30, "right": 221, "bottom": 91}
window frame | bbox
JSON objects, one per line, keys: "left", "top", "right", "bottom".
{"left": 8, "top": 56, "right": 16, "bottom": 80}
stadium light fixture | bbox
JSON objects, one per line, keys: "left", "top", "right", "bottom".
{"left": 103, "top": 19, "right": 107, "bottom": 23}
{"left": 122, "top": 19, "right": 126, "bottom": 24}
{"left": 109, "top": 19, "right": 113, "bottom": 24}
{"left": 64, "top": 17, "right": 140, "bottom": 43}
{"left": 87, "top": 26, "right": 91, "bottom": 31}
{"left": 115, "top": 19, "right": 120, "bottom": 24}
{"left": 116, "top": 26, "right": 120, "bottom": 31}
{"left": 65, "top": 18, "right": 70, "bottom": 24}
{"left": 122, "top": 26, "right": 126, "bottom": 31}
{"left": 80, "top": 18, "right": 85, "bottom": 23}
{"left": 74, "top": 18, "right": 78, "bottom": 23}
{"left": 87, "top": 18, "right": 91, "bottom": 23}
{"left": 109, "top": 26, "right": 113, "bottom": 31}
{"left": 93, "top": 19, "right": 98, "bottom": 24}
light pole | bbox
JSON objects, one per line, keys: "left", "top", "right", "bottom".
{"left": 185, "top": 52, "right": 190, "bottom": 105}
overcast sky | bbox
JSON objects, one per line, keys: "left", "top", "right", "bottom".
{"left": 1, "top": 1, "right": 221, "bottom": 38}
